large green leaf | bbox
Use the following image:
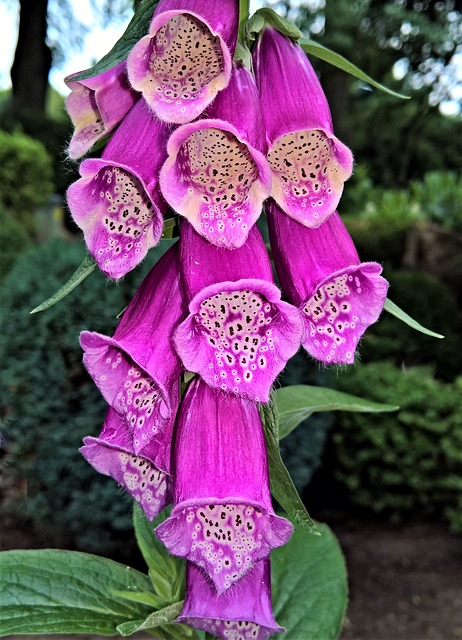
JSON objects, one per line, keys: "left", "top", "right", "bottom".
{"left": 384, "top": 298, "right": 444, "bottom": 338}
{"left": 30, "top": 254, "right": 96, "bottom": 314}
{"left": 0, "top": 549, "right": 153, "bottom": 636}
{"left": 299, "top": 38, "right": 409, "bottom": 99}
{"left": 272, "top": 523, "right": 348, "bottom": 639}
{"left": 72, "top": 0, "right": 160, "bottom": 82}
{"left": 276, "top": 385, "right": 398, "bottom": 439}
{"left": 260, "top": 396, "right": 319, "bottom": 535}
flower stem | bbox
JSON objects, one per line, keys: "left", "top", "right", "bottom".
{"left": 238, "top": 0, "right": 250, "bottom": 45}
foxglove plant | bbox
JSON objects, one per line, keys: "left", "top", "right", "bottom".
{"left": 267, "top": 200, "right": 389, "bottom": 364}
{"left": 159, "top": 63, "right": 272, "bottom": 247}
{"left": 253, "top": 27, "right": 353, "bottom": 227}
{"left": 127, "top": 0, "right": 238, "bottom": 123}
{"left": 179, "top": 559, "right": 284, "bottom": 639}
{"left": 81, "top": 407, "right": 173, "bottom": 521}
{"left": 67, "top": 99, "right": 170, "bottom": 279}
{"left": 65, "top": 61, "right": 138, "bottom": 160}
{"left": 80, "top": 243, "right": 185, "bottom": 454}
{"left": 174, "top": 221, "right": 303, "bottom": 402}
{"left": 2, "top": 2, "right": 413, "bottom": 639}
{"left": 156, "top": 378, "right": 293, "bottom": 594}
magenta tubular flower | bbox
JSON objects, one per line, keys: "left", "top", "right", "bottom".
{"left": 159, "top": 64, "right": 272, "bottom": 248}
{"left": 174, "top": 222, "right": 303, "bottom": 402}
{"left": 127, "top": 0, "right": 237, "bottom": 124}
{"left": 67, "top": 99, "right": 170, "bottom": 279}
{"left": 80, "top": 243, "right": 186, "bottom": 454}
{"left": 178, "top": 560, "right": 284, "bottom": 639}
{"left": 253, "top": 27, "right": 353, "bottom": 228}
{"left": 65, "top": 62, "right": 138, "bottom": 160}
{"left": 156, "top": 378, "right": 293, "bottom": 594}
{"left": 267, "top": 201, "right": 389, "bottom": 364}
{"left": 80, "top": 407, "right": 172, "bottom": 520}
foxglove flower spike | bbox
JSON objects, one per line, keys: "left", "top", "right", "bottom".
{"left": 81, "top": 407, "right": 172, "bottom": 520}
{"left": 80, "top": 244, "right": 185, "bottom": 453}
{"left": 156, "top": 379, "right": 293, "bottom": 594}
{"left": 67, "top": 99, "right": 169, "bottom": 279}
{"left": 160, "top": 64, "right": 272, "bottom": 248}
{"left": 267, "top": 201, "right": 388, "bottom": 364}
{"left": 127, "top": 0, "right": 238, "bottom": 124}
{"left": 254, "top": 27, "right": 353, "bottom": 227}
{"left": 66, "top": 62, "right": 138, "bottom": 160}
{"left": 179, "top": 560, "right": 284, "bottom": 639}
{"left": 175, "top": 223, "right": 303, "bottom": 402}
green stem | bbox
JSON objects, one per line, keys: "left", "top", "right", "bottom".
{"left": 238, "top": 0, "right": 250, "bottom": 45}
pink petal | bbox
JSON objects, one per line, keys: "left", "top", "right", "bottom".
{"left": 155, "top": 379, "right": 293, "bottom": 592}
{"left": 65, "top": 62, "right": 137, "bottom": 159}
{"left": 80, "top": 244, "right": 185, "bottom": 453}
{"left": 268, "top": 201, "right": 388, "bottom": 364}
{"left": 179, "top": 560, "right": 284, "bottom": 639}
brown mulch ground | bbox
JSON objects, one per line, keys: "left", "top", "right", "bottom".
{"left": 336, "top": 520, "right": 462, "bottom": 640}
{"left": 2, "top": 519, "right": 462, "bottom": 640}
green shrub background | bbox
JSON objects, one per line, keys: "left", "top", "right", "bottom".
{"left": 331, "top": 362, "right": 462, "bottom": 532}
{"left": 0, "top": 129, "right": 54, "bottom": 236}
{"left": 360, "top": 269, "right": 462, "bottom": 381}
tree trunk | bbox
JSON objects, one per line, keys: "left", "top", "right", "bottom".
{"left": 11, "top": 0, "right": 52, "bottom": 117}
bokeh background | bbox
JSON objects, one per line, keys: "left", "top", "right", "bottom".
{"left": 1, "top": 1, "right": 461, "bottom": 639}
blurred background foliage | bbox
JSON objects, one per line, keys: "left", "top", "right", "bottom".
{"left": 1, "top": 0, "right": 461, "bottom": 555}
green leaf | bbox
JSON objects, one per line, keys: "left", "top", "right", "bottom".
{"left": 299, "top": 38, "right": 410, "bottom": 99}
{"left": 30, "top": 253, "right": 96, "bottom": 314}
{"left": 116, "top": 601, "right": 184, "bottom": 635}
{"left": 110, "top": 589, "right": 167, "bottom": 608}
{"left": 133, "top": 504, "right": 185, "bottom": 602}
{"left": 276, "top": 385, "right": 398, "bottom": 439}
{"left": 384, "top": 298, "right": 445, "bottom": 339}
{"left": 0, "top": 549, "right": 153, "bottom": 636}
{"left": 260, "top": 395, "right": 319, "bottom": 535}
{"left": 72, "top": 0, "right": 160, "bottom": 82}
{"left": 248, "top": 8, "right": 303, "bottom": 41}
{"left": 272, "top": 522, "right": 348, "bottom": 639}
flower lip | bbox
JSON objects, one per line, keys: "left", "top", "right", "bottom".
{"left": 80, "top": 406, "right": 172, "bottom": 521}
{"left": 253, "top": 26, "right": 353, "bottom": 226}
{"left": 160, "top": 118, "right": 271, "bottom": 248}
{"left": 67, "top": 158, "right": 164, "bottom": 280}
{"left": 80, "top": 331, "right": 173, "bottom": 455}
{"left": 157, "top": 502, "right": 292, "bottom": 594}
{"left": 301, "top": 262, "right": 388, "bottom": 364}
{"left": 81, "top": 437, "right": 171, "bottom": 520}
{"left": 127, "top": 7, "right": 235, "bottom": 124}
{"left": 67, "top": 99, "right": 171, "bottom": 279}
{"left": 65, "top": 62, "right": 137, "bottom": 160}
{"left": 267, "top": 126, "right": 353, "bottom": 228}
{"left": 174, "top": 278, "right": 303, "bottom": 402}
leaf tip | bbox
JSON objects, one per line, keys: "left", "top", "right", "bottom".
{"left": 29, "top": 303, "right": 46, "bottom": 315}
